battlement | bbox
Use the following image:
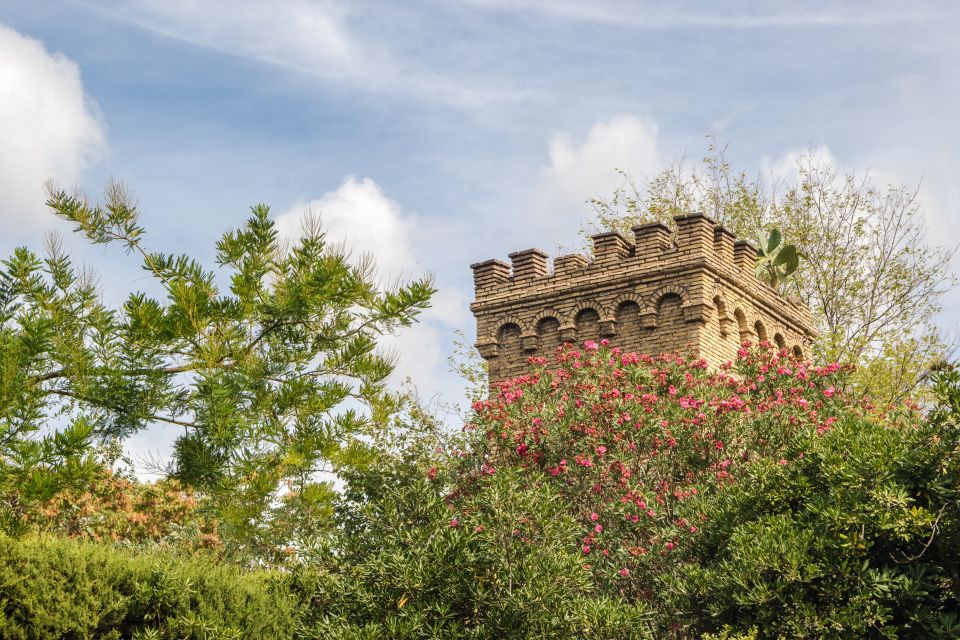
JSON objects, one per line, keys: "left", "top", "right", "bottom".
{"left": 471, "top": 214, "right": 816, "bottom": 383}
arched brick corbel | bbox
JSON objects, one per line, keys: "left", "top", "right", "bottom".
{"left": 733, "top": 308, "right": 756, "bottom": 343}
{"left": 475, "top": 336, "right": 499, "bottom": 359}
{"left": 521, "top": 332, "right": 540, "bottom": 352}
{"left": 681, "top": 301, "right": 711, "bottom": 324}
{"left": 639, "top": 308, "right": 658, "bottom": 329}
{"left": 599, "top": 316, "right": 618, "bottom": 338}
{"left": 640, "top": 284, "right": 693, "bottom": 330}
{"left": 712, "top": 290, "right": 734, "bottom": 337}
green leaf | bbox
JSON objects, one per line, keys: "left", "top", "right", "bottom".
{"left": 772, "top": 244, "right": 797, "bottom": 268}
{"left": 766, "top": 228, "right": 782, "bottom": 253}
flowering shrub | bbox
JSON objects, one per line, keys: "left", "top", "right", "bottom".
{"left": 456, "top": 341, "right": 960, "bottom": 638}
{"left": 465, "top": 343, "right": 850, "bottom": 594}
{"left": 285, "top": 341, "right": 960, "bottom": 638}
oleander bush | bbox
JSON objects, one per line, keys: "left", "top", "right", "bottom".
{"left": 0, "top": 534, "right": 295, "bottom": 639}
{"left": 448, "top": 342, "right": 960, "bottom": 638}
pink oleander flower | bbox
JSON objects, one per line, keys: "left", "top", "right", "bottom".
{"left": 590, "top": 512, "right": 599, "bottom": 521}
{"left": 584, "top": 340, "right": 599, "bottom": 351}
{"left": 619, "top": 567, "right": 629, "bottom": 577}
{"left": 582, "top": 545, "right": 591, "bottom": 554}
{"left": 824, "top": 385, "right": 836, "bottom": 398}
{"left": 449, "top": 518, "right": 459, "bottom": 528}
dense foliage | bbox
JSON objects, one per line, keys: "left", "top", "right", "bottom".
{"left": 4, "top": 343, "right": 960, "bottom": 638}
{"left": 0, "top": 183, "right": 434, "bottom": 557}
{"left": 4, "top": 182, "right": 960, "bottom": 638}
{"left": 310, "top": 341, "right": 959, "bottom": 638}
{"left": 0, "top": 534, "right": 294, "bottom": 639}
{"left": 295, "top": 405, "right": 651, "bottom": 639}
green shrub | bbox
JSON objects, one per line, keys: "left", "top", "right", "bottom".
{"left": 293, "top": 410, "right": 653, "bottom": 639}
{"left": 0, "top": 534, "right": 295, "bottom": 639}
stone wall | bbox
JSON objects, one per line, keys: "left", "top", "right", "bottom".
{"left": 470, "top": 214, "right": 816, "bottom": 384}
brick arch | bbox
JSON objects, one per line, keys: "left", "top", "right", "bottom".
{"left": 712, "top": 294, "right": 728, "bottom": 316}
{"left": 613, "top": 293, "right": 644, "bottom": 312}
{"left": 712, "top": 294, "right": 733, "bottom": 337}
{"left": 641, "top": 284, "right": 690, "bottom": 314}
{"left": 533, "top": 308, "right": 563, "bottom": 328}
{"left": 572, "top": 304, "right": 603, "bottom": 344}
{"left": 492, "top": 320, "right": 525, "bottom": 381}
{"left": 614, "top": 295, "right": 643, "bottom": 348}
{"left": 774, "top": 332, "right": 786, "bottom": 349}
{"left": 494, "top": 315, "right": 529, "bottom": 340}
{"left": 753, "top": 319, "right": 769, "bottom": 343}
{"left": 570, "top": 301, "right": 610, "bottom": 324}
{"left": 792, "top": 344, "right": 804, "bottom": 359}
{"left": 534, "top": 311, "right": 563, "bottom": 356}
{"left": 733, "top": 307, "right": 752, "bottom": 344}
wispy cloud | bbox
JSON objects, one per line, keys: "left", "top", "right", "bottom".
{"left": 83, "top": 0, "right": 527, "bottom": 109}
{"left": 463, "top": 0, "right": 937, "bottom": 29}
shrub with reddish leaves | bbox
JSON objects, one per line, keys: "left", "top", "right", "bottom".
{"left": 33, "top": 467, "right": 221, "bottom": 552}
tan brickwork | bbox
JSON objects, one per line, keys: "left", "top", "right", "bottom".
{"left": 470, "top": 214, "right": 816, "bottom": 384}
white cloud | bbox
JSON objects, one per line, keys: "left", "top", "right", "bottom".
{"left": 0, "top": 24, "right": 106, "bottom": 230}
{"left": 275, "top": 176, "right": 470, "bottom": 404}
{"left": 529, "top": 115, "right": 660, "bottom": 238}
{"left": 762, "top": 144, "right": 836, "bottom": 184}
{"left": 276, "top": 176, "right": 418, "bottom": 282}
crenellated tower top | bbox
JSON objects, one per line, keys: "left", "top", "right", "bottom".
{"left": 470, "top": 214, "right": 816, "bottom": 383}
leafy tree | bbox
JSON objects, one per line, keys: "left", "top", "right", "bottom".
{"left": 0, "top": 182, "right": 434, "bottom": 559}
{"left": 590, "top": 143, "right": 956, "bottom": 403}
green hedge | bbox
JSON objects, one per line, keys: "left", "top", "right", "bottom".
{"left": 0, "top": 534, "right": 295, "bottom": 639}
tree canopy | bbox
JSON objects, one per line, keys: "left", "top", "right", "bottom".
{"left": 0, "top": 182, "right": 434, "bottom": 557}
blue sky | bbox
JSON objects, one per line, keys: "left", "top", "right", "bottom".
{"left": 2, "top": 0, "right": 959, "bottom": 470}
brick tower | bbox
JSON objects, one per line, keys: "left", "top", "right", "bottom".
{"left": 470, "top": 214, "right": 816, "bottom": 384}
